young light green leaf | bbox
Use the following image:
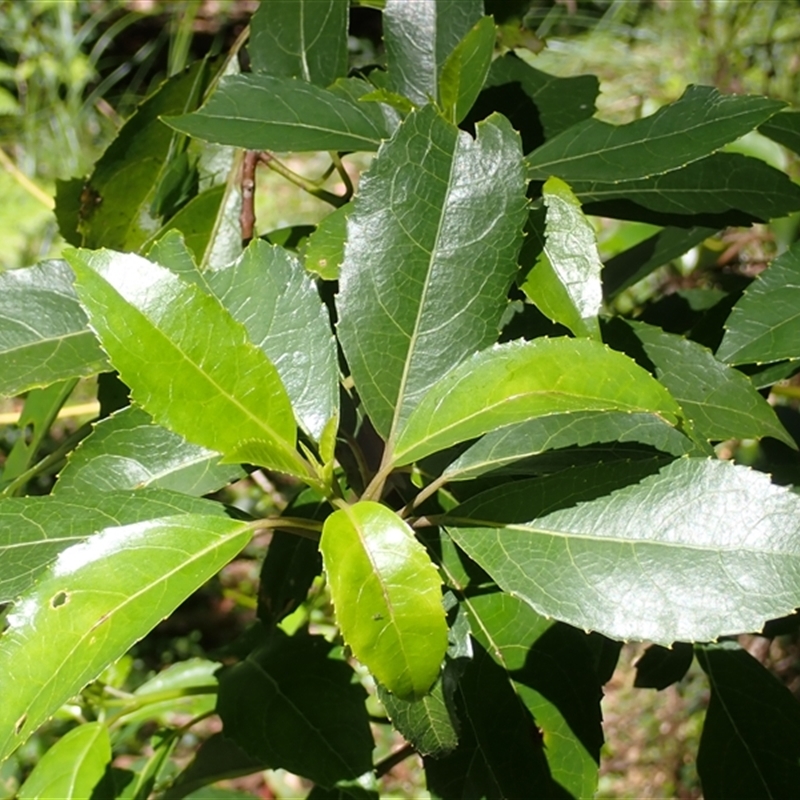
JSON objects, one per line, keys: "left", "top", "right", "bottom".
{"left": 304, "top": 203, "right": 351, "bottom": 280}
{"left": 17, "top": 722, "right": 111, "bottom": 800}
{"left": 217, "top": 631, "right": 374, "bottom": 787}
{"left": 146, "top": 229, "right": 208, "bottom": 290}
{"left": 0, "top": 261, "right": 108, "bottom": 397}
{"left": 439, "top": 17, "right": 496, "bottom": 124}
{"left": 522, "top": 177, "right": 603, "bottom": 340}
{"left": 337, "top": 106, "right": 528, "bottom": 443}
{"left": 249, "top": 0, "right": 348, "bottom": 86}
{"left": 383, "top": 0, "right": 483, "bottom": 106}
{"left": 54, "top": 405, "right": 244, "bottom": 496}
{"left": 443, "top": 410, "right": 698, "bottom": 482}
{"left": 526, "top": 85, "right": 784, "bottom": 183}
{"left": 696, "top": 643, "right": 800, "bottom": 799}
{"left": 205, "top": 240, "right": 338, "bottom": 441}
{"left": 624, "top": 320, "right": 794, "bottom": 446}
{"left": 393, "top": 337, "right": 683, "bottom": 466}
{"left": 717, "top": 240, "right": 800, "bottom": 365}
{"left": 0, "top": 489, "right": 236, "bottom": 603}
{"left": 165, "top": 75, "right": 394, "bottom": 152}
{"left": 320, "top": 501, "right": 447, "bottom": 699}
{"left": 446, "top": 458, "right": 800, "bottom": 644}
{"left": 0, "top": 511, "right": 253, "bottom": 763}
{"left": 67, "top": 248, "right": 309, "bottom": 478}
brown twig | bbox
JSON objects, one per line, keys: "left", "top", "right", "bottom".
{"left": 240, "top": 149, "right": 258, "bottom": 244}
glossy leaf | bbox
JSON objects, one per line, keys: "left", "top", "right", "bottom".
{"left": 634, "top": 643, "right": 694, "bottom": 690}
{"left": 80, "top": 59, "right": 216, "bottom": 251}
{"left": 217, "top": 630, "right": 374, "bottom": 787}
{"left": 320, "top": 501, "right": 447, "bottom": 699}
{"left": 393, "top": 337, "right": 683, "bottom": 466}
{"left": 165, "top": 75, "right": 394, "bottom": 152}
{"left": 383, "top": 0, "right": 483, "bottom": 106}
{"left": 623, "top": 320, "right": 794, "bottom": 446}
{"left": 17, "top": 722, "right": 111, "bottom": 800}
{"left": 54, "top": 405, "right": 244, "bottom": 496}
{"left": 526, "top": 85, "right": 784, "bottom": 183}
{"left": 0, "top": 511, "right": 252, "bottom": 763}
{"left": 717, "top": 240, "right": 800, "bottom": 365}
{"left": 304, "top": 203, "right": 351, "bottom": 280}
{"left": 146, "top": 228, "right": 208, "bottom": 290}
{"left": 446, "top": 458, "right": 800, "bottom": 643}
{"left": 522, "top": 177, "right": 603, "bottom": 340}
{"left": 438, "top": 16, "right": 495, "bottom": 124}
{"left": 249, "top": 0, "right": 347, "bottom": 86}
{"left": 337, "top": 106, "right": 528, "bottom": 441}
{"left": 697, "top": 643, "right": 800, "bottom": 799}
{"left": 205, "top": 240, "right": 338, "bottom": 440}
{"left": 575, "top": 152, "right": 800, "bottom": 224}
{"left": 443, "top": 410, "right": 697, "bottom": 482}
{"left": 0, "top": 260, "right": 108, "bottom": 397}
{"left": 67, "top": 248, "right": 309, "bottom": 478}
{"left": 0, "top": 488, "right": 230, "bottom": 603}
{"left": 758, "top": 109, "right": 800, "bottom": 156}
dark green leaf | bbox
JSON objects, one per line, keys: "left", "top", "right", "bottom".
{"left": 0, "top": 261, "right": 108, "bottom": 397}
{"left": 383, "top": 0, "right": 483, "bottom": 105}
{"left": 759, "top": 109, "right": 800, "bottom": 156}
{"left": 717, "top": 240, "right": 800, "bottom": 365}
{"left": 0, "top": 511, "right": 252, "bottom": 763}
{"left": 697, "top": 642, "right": 800, "bottom": 800}
{"left": 393, "top": 337, "right": 683, "bottom": 467}
{"left": 446, "top": 458, "right": 800, "bottom": 643}
{"left": 522, "top": 177, "right": 603, "bottom": 340}
{"left": 165, "top": 75, "right": 395, "bottom": 152}
{"left": 17, "top": 722, "right": 111, "bottom": 800}
{"left": 217, "top": 630, "right": 373, "bottom": 787}
{"left": 320, "top": 501, "right": 447, "bottom": 699}
{"left": 438, "top": 17, "right": 496, "bottom": 124}
{"left": 623, "top": 319, "right": 794, "bottom": 446}
{"left": 633, "top": 643, "right": 694, "bottom": 690}
{"left": 603, "top": 226, "right": 716, "bottom": 299}
{"left": 205, "top": 240, "right": 338, "bottom": 440}
{"left": 337, "top": 106, "right": 528, "bottom": 441}
{"left": 67, "top": 248, "right": 310, "bottom": 478}
{"left": 304, "top": 203, "right": 350, "bottom": 280}
{"left": 526, "top": 85, "right": 784, "bottom": 183}
{"left": 53, "top": 405, "right": 244, "bottom": 496}
{"left": 249, "top": 0, "right": 348, "bottom": 86}
{"left": 53, "top": 176, "right": 84, "bottom": 247}
{"left": 0, "top": 488, "right": 229, "bottom": 603}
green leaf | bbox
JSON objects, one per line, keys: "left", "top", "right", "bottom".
{"left": 205, "top": 240, "right": 338, "bottom": 441}
{"left": 622, "top": 320, "right": 794, "bottom": 446}
{"left": 249, "top": 0, "right": 348, "bottom": 86}
{"left": 320, "top": 501, "right": 447, "bottom": 699}
{"left": 575, "top": 152, "right": 800, "bottom": 224}
{"left": 393, "top": 337, "right": 683, "bottom": 467}
{"left": 0, "top": 488, "right": 229, "bottom": 603}
{"left": 633, "top": 643, "right": 693, "bottom": 690}
{"left": 217, "top": 630, "right": 374, "bottom": 787}
{"left": 17, "top": 722, "right": 111, "bottom": 800}
{"left": 480, "top": 52, "right": 598, "bottom": 141}
{"left": 80, "top": 59, "right": 217, "bottom": 251}
{"left": 446, "top": 458, "right": 800, "bottom": 643}
{"left": 526, "top": 85, "right": 784, "bottom": 183}
{"left": 0, "top": 261, "right": 108, "bottom": 397}
{"left": 697, "top": 642, "right": 800, "bottom": 799}
{"left": 66, "top": 248, "right": 309, "bottom": 478}
{"left": 522, "top": 177, "right": 603, "bottom": 340}
{"left": 438, "top": 17, "right": 496, "bottom": 124}
{"left": 337, "top": 106, "right": 528, "bottom": 442}
{"left": 304, "top": 203, "right": 350, "bottom": 280}
{"left": 0, "top": 511, "right": 252, "bottom": 763}
{"left": 165, "top": 75, "right": 395, "bottom": 152}
{"left": 443, "top": 410, "right": 697, "bottom": 482}
{"left": 759, "top": 109, "right": 800, "bottom": 156}
{"left": 717, "top": 240, "right": 800, "bottom": 365}
{"left": 146, "top": 229, "right": 208, "bottom": 290}
{"left": 459, "top": 591, "right": 602, "bottom": 799}
{"left": 603, "top": 226, "right": 715, "bottom": 299}
{"left": 383, "top": 0, "right": 483, "bottom": 105}
{"left": 53, "top": 405, "right": 244, "bottom": 496}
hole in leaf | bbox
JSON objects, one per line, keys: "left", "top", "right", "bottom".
{"left": 51, "top": 591, "right": 69, "bottom": 608}
{"left": 14, "top": 714, "right": 26, "bottom": 734}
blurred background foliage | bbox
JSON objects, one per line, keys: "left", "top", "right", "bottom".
{"left": 1, "top": 1, "right": 799, "bottom": 798}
